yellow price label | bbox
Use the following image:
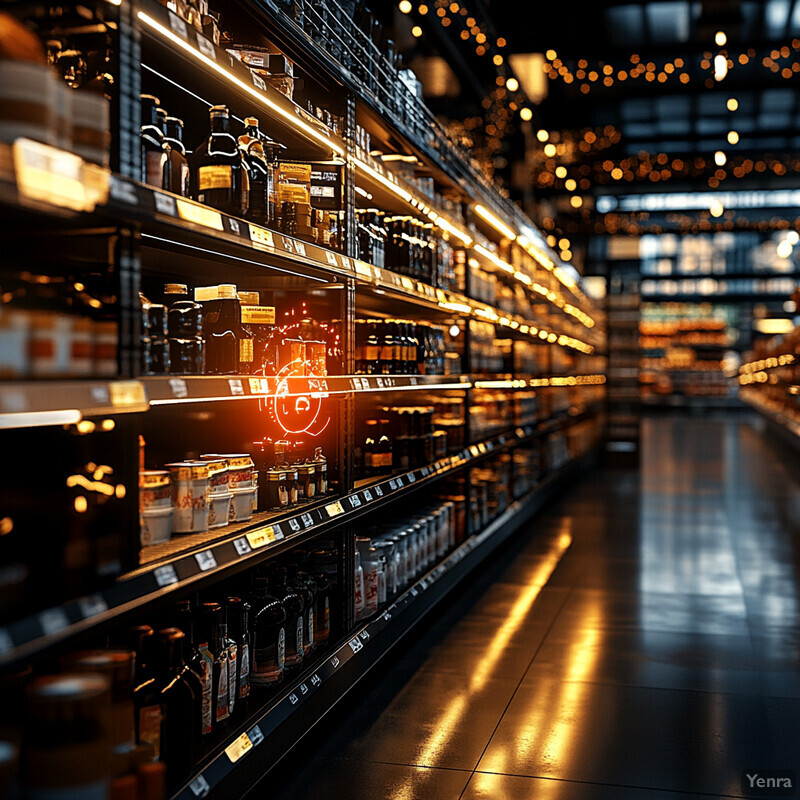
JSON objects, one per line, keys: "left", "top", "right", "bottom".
{"left": 249, "top": 224, "right": 274, "bottom": 250}
{"left": 176, "top": 199, "right": 223, "bottom": 231}
{"left": 246, "top": 527, "right": 274, "bottom": 549}
{"left": 109, "top": 381, "right": 147, "bottom": 409}
{"left": 225, "top": 732, "right": 253, "bottom": 763}
{"left": 355, "top": 261, "right": 372, "bottom": 280}
{"left": 248, "top": 378, "right": 270, "bottom": 394}
{"left": 325, "top": 501, "right": 345, "bottom": 517}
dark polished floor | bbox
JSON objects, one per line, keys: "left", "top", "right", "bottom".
{"left": 262, "top": 415, "right": 800, "bottom": 799}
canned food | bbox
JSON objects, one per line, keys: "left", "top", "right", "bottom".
{"left": 166, "top": 461, "right": 210, "bottom": 533}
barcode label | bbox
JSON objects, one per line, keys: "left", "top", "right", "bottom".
{"left": 195, "top": 550, "right": 217, "bottom": 571}
{"left": 225, "top": 732, "right": 253, "bottom": 763}
{"left": 154, "top": 192, "right": 176, "bottom": 216}
{"left": 195, "top": 34, "right": 216, "bottom": 59}
{"left": 189, "top": 775, "right": 210, "bottom": 797}
{"left": 233, "top": 537, "right": 251, "bottom": 556}
{"left": 154, "top": 564, "right": 178, "bottom": 587}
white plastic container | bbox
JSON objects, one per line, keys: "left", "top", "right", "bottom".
{"left": 139, "top": 470, "right": 173, "bottom": 546}
{"left": 166, "top": 461, "right": 210, "bottom": 533}
{"left": 140, "top": 504, "right": 173, "bottom": 546}
{"left": 203, "top": 459, "right": 231, "bottom": 529}
{"left": 229, "top": 485, "right": 256, "bottom": 522}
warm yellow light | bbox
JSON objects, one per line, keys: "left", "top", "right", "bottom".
{"left": 714, "top": 53, "right": 728, "bottom": 80}
{"left": 777, "top": 239, "right": 794, "bottom": 259}
{"left": 611, "top": 167, "right": 623, "bottom": 180}
{"left": 570, "top": 195, "right": 583, "bottom": 208}
{"left": 561, "top": 249, "right": 572, "bottom": 260}
{"left": 545, "top": 49, "right": 557, "bottom": 60}
{"left": 354, "top": 158, "right": 414, "bottom": 203}
{"left": 493, "top": 54, "right": 503, "bottom": 66}
{"left": 506, "top": 77, "right": 520, "bottom": 92}
{"left": 564, "top": 178, "right": 577, "bottom": 191}
{"left": 728, "top": 130, "right": 739, "bottom": 144}
{"left": 418, "top": 3, "right": 428, "bottom": 12}
{"left": 714, "top": 150, "right": 727, "bottom": 166}
{"left": 558, "top": 237, "right": 570, "bottom": 249}
{"left": 520, "top": 107, "right": 533, "bottom": 121}
{"left": 399, "top": 0, "right": 412, "bottom": 11}
{"left": 546, "top": 234, "right": 556, "bottom": 246}
{"left": 555, "top": 166, "right": 567, "bottom": 178}
{"left": 787, "top": 231, "right": 799, "bottom": 244}
{"left": 544, "top": 143, "right": 557, "bottom": 157}
{"left": 715, "top": 30, "right": 727, "bottom": 46}
{"left": 411, "top": 25, "right": 422, "bottom": 36}
{"left": 537, "top": 129, "right": 549, "bottom": 142}
{"left": 727, "top": 97, "right": 738, "bottom": 111}
{"left": 473, "top": 204, "right": 517, "bottom": 240}
{"left": 137, "top": 12, "right": 345, "bottom": 157}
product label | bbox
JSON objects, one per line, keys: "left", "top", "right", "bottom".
{"left": 241, "top": 305, "right": 276, "bottom": 324}
{"left": 306, "top": 608, "right": 314, "bottom": 650}
{"left": 307, "top": 481, "right": 316, "bottom": 499}
{"left": 365, "top": 566, "right": 379, "bottom": 612}
{"left": 278, "top": 485, "right": 289, "bottom": 506}
{"left": 198, "top": 165, "right": 232, "bottom": 190}
{"left": 216, "top": 652, "right": 230, "bottom": 722}
{"left": 227, "top": 644, "right": 238, "bottom": 715}
{"left": 239, "top": 338, "right": 254, "bottom": 364}
{"left": 139, "top": 703, "right": 163, "bottom": 759}
{"left": 289, "top": 486, "right": 298, "bottom": 504}
{"left": 146, "top": 151, "right": 166, "bottom": 188}
{"left": 293, "top": 617, "right": 304, "bottom": 661}
{"left": 239, "top": 642, "right": 250, "bottom": 698}
{"left": 278, "top": 627, "right": 286, "bottom": 671}
{"left": 251, "top": 628, "right": 285, "bottom": 687}
{"left": 379, "top": 345, "right": 394, "bottom": 362}
{"left": 364, "top": 345, "right": 379, "bottom": 362}
{"left": 198, "top": 649, "right": 214, "bottom": 734}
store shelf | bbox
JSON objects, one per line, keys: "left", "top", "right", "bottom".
{"left": 169, "top": 446, "right": 595, "bottom": 800}
{"left": 0, "top": 417, "right": 572, "bottom": 668}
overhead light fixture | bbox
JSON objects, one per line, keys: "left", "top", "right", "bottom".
{"left": 755, "top": 318, "right": 794, "bottom": 334}
{"left": 138, "top": 12, "right": 345, "bottom": 157}
{"left": 353, "top": 158, "right": 414, "bottom": 203}
{"left": 715, "top": 30, "right": 727, "bottom": 47}
{"left": 714, "top": 150, "right": 727, "bottom": 166}
{"left": 429, "top": 212, "right": 472, "bottom": 246}
{"left": 473, "top": 204, "right": 517, "bottom": 240}
{"left": 474, "top": 244, "right": 514, "bottom": 274}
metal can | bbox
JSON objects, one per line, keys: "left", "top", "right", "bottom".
{"left": 166, "top": 461, "right": 210, "bottom": 533}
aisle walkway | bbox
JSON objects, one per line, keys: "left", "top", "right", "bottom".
{"left": 266, "top": 415, "right": 800, "bottom": 799}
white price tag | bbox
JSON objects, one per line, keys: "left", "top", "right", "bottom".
{"left": 154, "top": 564, "right": 178, "bottom": 587}
{"left": 195, "top": 34, "right": 216, "bottom": 59}
{"left": 272, "top": 523, "right": 284, "bottom": 539}
{"left": 349, "top": 494, "right": 362, "bottom": 509}
{"left": 169, "top": 377, "right": 188, "bottom": 398}
{"left": 325, "top": 250, "right": 338, "bottom": 266}
{"left": 311, "top": 673, "right": 322, "bottom": 687}
{"left": 39, "top": 608, "right": 69, "bottom": 637}
{"left": 289, "top": 693, "right": 299, "bottom": 705}
{"left": 407, "top": 473, "right": 416, "bottom": 484}
{"left": 288, "top": 518, "right": 301, "bottom": 532}
{"left": 189, "top": 775, "right": 210, "bottom": 797}
{"left": 154, "top": 192, "right": 176, "bottom": 216}
{"left": 225, "top": 732, "right": 253, "bottom": 763}
{"left": 0, "top": 629, "right": 13, "bottom": 655}
{"left": 228, "top": 379, "right": 244, "bottom": 396}
{"left": 348, "top": 637, "right": 363, "bottom": 654}
{"left": 396, "top": 476, "right": 404, "bottom": 487}
{"left": 410, "top": 587, "right": 419, "bottom": 597}
{"left": 374, "top": 485, "right": 384, "bottom": 497}
{"left": 339, "top": 255, "right": 353, "bottom": 271}
{"left": 389, "top": 479, "right": 397, "bottom": 490}
{"left": 301, "top": 513, "right": 314, "bottom": 527}
{"left": 252, "top": 72, "right": 266, "bottom": 91}
{"left": 359, "top": 630, "right": 370, "bottom": 641}
{"left": 233, "top": 537, "right": 251, "bottom": 556}
{"left": 248, "top": 725, "right": 264, "bottom": 746}
{"left": 325, "top": 501, "right": 344, "bottom": 517}
{"left": 330, "top": 656, "right": 340, "bottom": 669}
{"left": 249, "top": 224, "right": 274, "bottom": 251}
{"left": 228, "top": 218, "right": 240, "bottom": 235}
{"left": 78, "top": 595, "right": 108, "bottom": 618}
{"left": 293, "top": 240, "right": 307, "bottom": 257}
{"left": 363, "top": 488, "right": 373, "bottom": 502}
{"left": 300, "top": 683, "right": 309, "bottom": 695}
{"left": 168, "top": 11, "right": 188, "bottom": 38}
{"left": 195, "top": 550, "right": 217, "bottom": 571}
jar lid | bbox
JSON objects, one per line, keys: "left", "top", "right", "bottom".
{"left": 201, "top": 459, "right": 228, "bottom": 477}
{"left": 298, "top": 463, "right": 315, "bottom": 474}
{"left": 280, "top": 467, "right": 298, "bottom": 479}
{"left": 165, "top": 461, "right": 210, "bottom": 480}
{"left": 139, "top": 470, "right": 171, "bottom": 488}
{"left": 266, "top": 468, "right": 282, "bottom": 481}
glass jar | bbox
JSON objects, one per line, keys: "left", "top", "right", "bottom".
{"left": 296, "top": 462, "right": 316, "bottom": 503}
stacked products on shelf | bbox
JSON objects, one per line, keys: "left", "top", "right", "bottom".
{"left": 354, "top": 319, "right": 447, "bottom": 376}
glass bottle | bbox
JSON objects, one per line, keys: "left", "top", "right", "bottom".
{"left": 128, "top": 625, "right": 161, "bottom": 756}
{"left": 250, "top": 576, "right": 286, "bottom": 687}
{"left": 198, "top": 284, "right": 253, "bottom": 374}
{"left": 140, "top": 94, "right": 167, "bottom": 189}
{"left": 196, "top": 602, "right": 228, "bottom": 734}
{"left": 289, "top": 567, "right": 317, "bottom": 658}
{"left": 164, "top": 283, "right": 205, "bottom": 374}
{"left": 174, "top": 601, "right": 208, "bottom": 740}
{"left": 238, "top": 117, "right": 269, "bottom": 225}
{"left": 363, "top": 320, "right": 380, "bottom": 375}
{"left": 219, "top": 619, "right": 238, "bottom": 718}
{"left": 224, "top": 597, "right": 251, "bottom": 706}
{"left": 266, "top": 568, "right": 304, "bottom": 672}
{"left": 191, "top": 105, "right": 249, "bottom": 217}
{"left": 363, "top": 419, "right": 378, "bottom": 477}
{"left": 164, "top": 116, "right": 190, "bottom": 198}
{"left": 377, "top": 419, "right": 393, "bottom": 474}
{"left": 312, "top": 446, "right": 328, "bottom": 496}
{"left": 238, "top": 290, "right": 275, "bottom": 375}
{"left": 379, "top": 321, "right": 395, "bottom": 375}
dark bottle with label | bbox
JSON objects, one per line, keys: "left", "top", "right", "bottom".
{"left": 238, "top": 117, "right": 269, "bottom": 225}
{"left": 377, "top": 419, "right": 393, "bottom": 473}
{"left": 129, "top": 625, "right": 163, "bottom": 760}
{"left": 363, "top": 320, "right": 381, "bottom": 374}
{"left": 141, "top": 94, "right": 167, "bottom": 189}
{"left": 308, "top": 567, "right": 331, "bottom": 647}
{"left": 288, "top": 566, "right": 317, "bottom": 658}
{"left": 219, "top": 619, "right": 238, "bottom": 718}
{"left": 154, "top": 628, "right": 201, "bottom": 787}
{"left": 266, "top": 568, "right": 304, "bottom": 672}
{"left": 197, "top": 602, "right": 230, "bottom": 730}
{"left": 379, "top": 320, "right": 397, "bottom": 375}
{"left": 238, "top": 291, "right": 275, "bottom": 375}
{"left": 164, "top": 116, "right": 190, "bottom": 198}
{"left": 164, "top": 283, "right": 205, "bottom": 374}
{"left": 174, "top": 601, "right": 208, "bottom": 740}
{"left": 363, "top": 419, "right": 378, "bottom": 477}
{"left": 250, "top": 577, "right": 286, "bottom": 687}
{"left": 199, "top": 284, "right": 253, "bottom": 374}
{"left": 225, "top": 597, "right": 251, "bottom": 707}
{"left": 191, "top": 105, "right": 249, "bottom": 217}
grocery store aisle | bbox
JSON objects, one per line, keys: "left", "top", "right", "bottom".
{"left": 264, "top": 415, "right": 800, "bottom": 799}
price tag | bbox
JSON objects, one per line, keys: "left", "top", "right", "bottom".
{"left": 249, "top": 224, "right": 274, "bottom": 251}
{"left": 359, "top": 630, "right": 370, "bottom": 641}
{"left": 326, "top": 501, "right": 345, "bottom": 517}
{"left": 325, "top": 250, "right": 338, "bottom": 266}
{"left": 355, "top": 261, "right": 372, "bottom": 279}
{"left": 39, "top": 608, "right": 69, "bottom": 636}
{"left": 311, "top": 673, "right": 321, "bottom": 687}
{"left": 154, "top": 192, "right": 176, "bottom": 216}
{"left": 168, "top": 377, "right": 188, "bottom": 398}
{"left": 289, "top": 693, "right": 299, "bottom": 705}
{"left": 168, "top": 11, "right": 188, "bottom": 38}
{"left": 349, "top": 494, "right": 362, "bottom": 509}
{"left": 189, "top": 775, "right": 210, "bottom": 797}
{"left": 301, "top": 512, "right": 314, "bottom": 528}
{"left": 288, "top": 518, "right": 301, "bottom": 532}
{"left": 0, "top": 629, "right": 12, "bottom": 655}
{"left": 293, "top": 240, "right": 307, "bottom": 257}
{"left": 228, "top": 218, "right": 240, "bottom": 235}
{"left": 176, "top": 199, "right": 223, "bottom": 231}
{"left": 469, "top": 445, "right": 480, "bottom": 457}
{"left": 363, "top": 488, "right": 373, "bottom": 502}
{"left": 78, "top": 595, "right": 108, "bottom": 618}
{"left": 348, "top": 637, "right": 363, "bottom": 654}
{"left": 272, "top": 523, "right": 284, "bottom": 539}
{"left": 246, "top": 528, "right": 273, "bottom": 549}
{"left": 382, "top": 610, "right": 392, "bottom": 622}
{"left": 225, "top": 731, "right": 253, "bottom": 763}
{"left": 109, "top": 380, "right": 147, "bottom": 409}
{"left": 154, "top": 564, "right": 178, "bottom": 587}
{"left": 396, "top": 476, "right": 404, "bottom": 487}
{"left": 228, "top": 379, "right": 244, "bottom": 396}
{"left": 389, "top": 479, "right": 397, "bottom": 491}
{"left": 248, "top": 377, "right": 270, "bottom": 394}
{"left": 374, "top": 485, "right": 384, "bottom": 497}
{"left": 195, "top": 550, "right": 217, "bottom": 572}
{"left": 330, "top": 656, "right": 340, "bottom": 669}
{"left": 109, "top": 175, "right": 139, "bottom": 206}
{"left": 400, "top": 276, "right": 414, "bottom": 291}
{"left": 407, "top": 473, "right": 416, "bottom": 484}
{"left": 233, "top": 537, "right": 251, "bottom": 556}
{"left": 195, "top": 34, "right": 216, "bottom": 59}
{"left": 478, "top": 443, "right": 487, "bottom": 454}
{"left": 248, "top": 725, "right": 264, "bottom": 746}
{"left": 375, "top": 377, "right": 385, "bottom": 388}
{"left": 420, "top": 467, "right": 430, "bottom": 478}
{"left": 251, "top": 71, "right": 267, "bottom": 91}
{"left": 300, "top": 683, "right": 309, "bottom": 695}
{"left": 410, "top": 587, "right": 419, "bottom": 597}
